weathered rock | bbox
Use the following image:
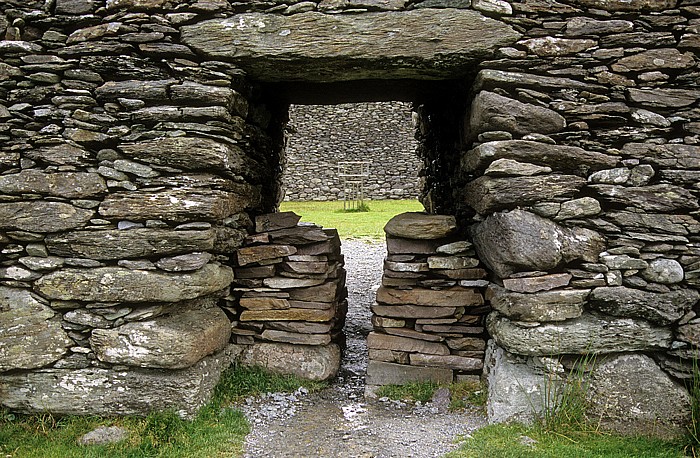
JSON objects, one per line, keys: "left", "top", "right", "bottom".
{"left": 90, "top": 305, "right": 231, "bottom": 369}
{"left": 46, "top": 228, "right": 216, "bottom": 260}
{"left": 237, "top": 245, "right": 297, "bottom": 266}
{"left": 180, "top": 10, "right": 521, "bottom": 82}
{"left": 236, "top": 342, "right": 340, "bottom": 381}
{"left": 368, "top": 332, "right": 449, "bottom": 355}
{"left": 371, "top": 304, "right": 458, "bottom": 319}
{"left": 263, "top": 277, "right": 327, "bottom": 289}
{"left": 605, "top": 211, "right": 699, "bottom": 236}
{"left": 475, "top": 69, "right": 599, "bottom": 93}
{"left": 239, "top": 297, "right": 290, "bottom": 310}
{"left": 592, "top": 184, "right": 699, "bottom": 212}
{"left": 461, "top": 141, "right": 618, "bottom": 175}
{"left": 518, "top": 37, "right": 596, "bottom": 57}
{"left": 571, "top": 0, "right": 676, "bottom": 11}
{"left": 487, "top": 312, "right": 673, "bottom": 356}
{"left": 155, "top": 252, "right": 213, "bottom": 272}
{"left": 463, "top": 175, "right": 586, "bottom": 214}
{"left": 0, "top": 348, "right": 234, "bottom": 418}
{"left": 589, "top": 286, "right": 698, "bottom": 325}
{"left": 261, "top": 330, "right": 331, "bottom": 345}
{"left": 240, "top": 308, "right": 335, "bottom": 322}
{"left": 0, "top": 202, "right": 93, "bottom": 233}
{"left": 628, "top": 88, "right": 700, "bottom": 108}
{"left": 409, "top": 353, "right": 483, "bottom": 371}
{"left": 0, "top": 287, "right": 72, "bottom": 371}
{"left": 100, "top": 189, "right": 257, "bottom": 223}
{"left": 471, "top": 210, "right": 605, "bottom": 278}
{"left": 484, "top": 159, "right": 552, "bottom": 177}
{"left": 427, "top": 256, "right": 479, "bottom": 270}
{"left": 34, "top": 264, "right": 233, "bottom": 302}
{"left": 384, "top": 212, "right": 456, "bottom": 239}
{"left": 288, "top": 281, "right": 341, "bottom": 302}
{"left": 376, "top": 286, "right": 483, "bottom": 307}
{"left": 502, "top": 273, "right": 572, "bottom": 293}
{"left": 586, "top": 354, "right": 691, "bottom": 439}
{"left": 255, "top": 212, "right": 302, "bottom": 232}
{"left": 468, "top": 91, "right": 566, "bottom": 139}
{"left": 264, "top": 226, "right": 330, "bottom": 245}
{"left": 622, "top": 143, "right": 700, "bottom": 169}
{"left": 612, "top": 49, "right": 696, "bottom": 73}
{"left": 641, "top": 258, "right": 685, "bottom": 284}
{"left": 386, "top": 236, "right": 444, "bottom": 254}
{"left": 565, "top": 17, "right": 633, "bottom": 36}
{"left": 488, "top": 285, "right": 587, "bottom": 322}
{"left": 366, "top": 360, "right": 452, "bottom": 385}
{"left": 0, "top": 171, "right": 106, "bottom": 198}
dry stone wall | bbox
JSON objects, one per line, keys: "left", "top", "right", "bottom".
{"left": 0, "top": 0, "right": 698, "bottom": 439}
{"left": 282, "top": 102, "right": 421, "bottom": 201}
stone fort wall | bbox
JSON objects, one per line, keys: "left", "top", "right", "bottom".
{"left": 0, "top": 0, "right": 698, "bottom": 438}
{"left": 282, "top": 102, "right": 421, "bottom": 202}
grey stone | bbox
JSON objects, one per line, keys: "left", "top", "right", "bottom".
{"left": 237, "top": 245, "right": 297, "bottom": 266}
{"left": 554, "top": 197, "right": 601, "bottom": 220}
{"left": 427, "top": 256, "right": 479, "bottom": 270}
{"left": 0, "top": 348, "right": 234, "bottom": 418}
{"left": 181, "top": 10, "right": 521, "bottom": 82}
{"left": 263, "top": 277, "right": 327, "bottom": 289}
{"left": 376, "top": 286, "right": 483, "bottom": 307}
{"left": 409, "top": 353, "right": 482, "bottom": 371}
{"left": 366, "top": 360, "right": 452, "bottom": 385}
{"left": 628, "top": 88, "right": 700, "bottom": 108}
{"left": 472, "top": 0, "right": 512, "bottom": 14}
{"left": 487, "top": 285, "right": 587, "bottom": 322}
{"left": 0, "top": 266, "right": 41, "bottom": 281}
{"left": 371, "top": 304, "right": 458, "bottom": 319}
{"left": 641, "top": 258, "right": 685, "bottom": 284}
{"left": 612, "top": 49, "right": 696, "bottom": 73}
{"left": 571, "top": 0, "right": 675, "bottom": 10}
{"left": 484, "top": 159, "right": 552, "bottom": 177}
{"left": 260, "top": 330, "right": 331, "bottom": 346}
{"left": 384, "top": 212, "right": 456, "bottom": 239}
{"left": 622, "top": 143, "right": 700, "bottom": 169}
{"left": 468, "top": 92, "right": 566, "bottom": 140}
{"left": 236, "top": 342, "right": 340, "bottom": 381}
{"left": 255, "top": 212, "right": 302, "bottom": 232}
{"left": 78, "top": 426, "right": 129, "bottom": 446}
{"left": 471, "top": 210, "right": 605, "bottom": 278}
{"left": 600, "top": 254, "right": 648, "bottom": 270}
{"left": 586, "top": 354, "right": 690, "bottom": 439}
{"left": 0, "top": 171, "right": 106, "bottom": 198}
{"left": 475, "top": 69, "right": 601, "bottom": 93}
{"left": 46, "top": 228, "right": 216, "bottom": 260}
{"left": 589, "top": 286, "right": 698, "bottom": 325}
{"left": 564, "top": 17, "right": 633, "bottom": 36}
{"left": 34, "top": 264, "right": 233, "bottom": 302}
{"left": 0, "top": 202, "right": 93, "bottom": 233}
{"left": 502, "top": 273, "right": 572, "bottom": 293}
{"left": 487, "top": 312, "right": 673, "bottom": 356}
{"left": 368, "top": 332, "right": 449, "bottom": 355}
{"left": 0, "top": 287, "right": 72, "bottom": 371}
{"left": 156, "top": 252, "right": 213, "bottom": 272}
{"left": 91, "top": 304, "right": 231, "bottom": 369}
{"left": 461, "top": 141, "right": 618, "bottom": 175}
{"left": 588, "top": 168, "right": 631, "bottom": 185}
{"left": 112, "top": 159, "right": 159, "bottom": 178}
{"left": 592, "top": 184, "right": 699, "bottom": 212}
{"left": 518, "top": 37, "right": 596, "bottom": 57}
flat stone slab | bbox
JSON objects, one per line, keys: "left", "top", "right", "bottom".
{"left": 236, "top": 342, "right": 340, "bottom": 381}
{"left": 0, "top": 170, "right": 106, "bottom": 198}
{"left": 376, "top": 286, "right": 483, "bottom": 307}
{"left": 91, "top": 304, "right": 231, "bottom": 369}
{"left": 384, "top": 212, "right": 457, "bottom": 240}
{"left": 589, "top": 286, "right": 699, "bottom": 326}
{"left": 0, "top": 202, "right": 93, "bottom": 233}
{"left": 0, "top": 347, "right": 234, "bottom": 418}
{"left": 487, "top": 285, "right": 588, "bottom": 322}
{"left": 34, "top": 263, "right": 233, "bottom": 302}
{"left": 180, "top": 10, "right": 521, "bottom": 82}
{"left": 366, "top": 360, "right": 452, "bottom": 386}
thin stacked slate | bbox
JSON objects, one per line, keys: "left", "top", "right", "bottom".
{"left": 226, "top": 212, "right": 347, "bottom": 380}
{"left": 366, "top": 212, "right": 490, "bottom": 388}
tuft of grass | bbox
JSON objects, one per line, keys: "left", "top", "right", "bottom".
{"left": 376, "top": 380, "right": 487, "bottom": 411}
{"left": 338, "top": 202, "right": 371, "bottom": 213}
{"left": 446, "top": 423, "right": 687, "bottom": 458}
{"left": 685, "top": 353, "right": 700, "bottom": 456}
{"left": 280, "top": 199, "right": 424, "bottom": 240}
{"left": 0, "top": 364, "right": 322, "bottom": 458}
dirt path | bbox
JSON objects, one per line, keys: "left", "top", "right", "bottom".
{"left": 241, "top": 240, "right": 487, "bottom": 458}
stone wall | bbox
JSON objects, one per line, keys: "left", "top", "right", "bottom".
{"left": 0, "top": 0, "right": 698, "bottom": 438}
{"left": 282, "top": 102, "right": 421, "bottom": 201}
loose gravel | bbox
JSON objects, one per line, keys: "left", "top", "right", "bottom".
{"left": 241, "top": 239, "right": 487, "bottom": 458}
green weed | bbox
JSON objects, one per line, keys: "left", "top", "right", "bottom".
{"left": 376, "top": 380, "right": 486, "bottom": 411}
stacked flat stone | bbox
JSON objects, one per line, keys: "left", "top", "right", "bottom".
{"left": 366, "top": 212, "right": 489, "bottom": 388}
{"left": 227, "top": 212, "right": 347, "bottom": 381}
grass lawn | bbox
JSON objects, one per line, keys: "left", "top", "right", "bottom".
{"left": 279, "top": 199, "right": 424, "bottom": 240}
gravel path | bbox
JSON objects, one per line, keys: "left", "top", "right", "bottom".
{"left": 241, "top": 240, "right": 487, "bottom": 458}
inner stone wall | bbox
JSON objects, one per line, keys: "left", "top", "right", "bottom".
{"left": 0, "top": 0, "right": 698, "bottom": 438}
{"left": 282, "top": 102, "right": 421, "bottom": 202}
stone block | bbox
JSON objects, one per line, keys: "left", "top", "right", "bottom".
{"left": 375, "top": 286, "right": 483, "bottom": 307}
{"left": 367, "top": 332, "right": 449, "bottom": 355}
{"left": 371, "top": 304, "right": 458, "bottom": 319}
{"left": 0, "top": 202, "right": 93, "bottom": 233}
{"left": 240, "top": 308, "right": 335, "bottom": 322}
{"left": 384, "top": 212, "right": 456, "bottom": 239}
{"left": 589, "top": 286, "right": 698, "bottom": 325}
{"left": 410, "top": 353, "right": 483, "bottom": 371}
{"left": 0, "top": 170, "right": 106, "bottom": 198}
{"left": 366, "top": 360, "right": 452, "bottom": 385}
{"left": 236, "top": 342, "right": 340, "bottom": 381}
{"left": 487, "top": 285, "right": 587, "bottom": 322}
{"left": 0, "top": 348, "right": 234, "bottom": 418}
{"left": 260, "top": 330, "right": 331, "bottom": 346}
{"left": 502, "top": 273, "right": 572, "bottom": 293}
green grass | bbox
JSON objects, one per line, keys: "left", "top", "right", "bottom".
{"left": 280, "top": 199, "right": 424, "bottom": 240}
{"left": 445, "top": 423, "right": 688, "bottom": 458}
{"left": 376, "top": 380, "right": 487, "bottom": 411}
{"left": 0, "top": 365, "right": 324, "bottom": 458}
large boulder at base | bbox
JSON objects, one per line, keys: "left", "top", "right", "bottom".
{"left": 0, "top": 347, "right": 235, "bottom": 419}
{"left": 471, "top": 209, "right": 605, "bottom": 278}
{"left": 487, "top": 312, "right": 673, "bottom": 356}
{"left": 468, "top": 91, "right": 566, "bottom": 140}
{"left": 586, "top": 354, "right": 691, "bottom": 439}
{"left": 235, "top": 342, "right": 340, "bottom": 381}
{"left": 384, "top": 212, "right": 456, "bottom": 240}
{"left": 0, "top": 287, "right": 72, "bottom": 371}
{"left": 90, "top": 303, "right": 231, "bottom": 369}
{"left": 34, "top": 264, "right": 233, "bottom": 302}
{"left": 180, "top": 10, "right": 520, "bottom": 82}
{"left": 485, "top": 342, "right": 564, "bottom": 424}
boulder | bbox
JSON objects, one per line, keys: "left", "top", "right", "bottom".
{"left": 236, "top": 342, "right": 340, "bottom": 381}
{"left": 0, "top": 287, "right": 72, "bottom": 371}
{"left": 46, "top": 228, "right": 216, "bottom": 260}
{"left": 90, "top": 304, "right": 231, "bottom": 369}
{"left": 640, "top": 258, "right": 685, "bottom": 284}
{"left": 180, "top": 10, "right": 521, "bottom": 82}
{"left": 471, "top": 210, "right": 605, "bottom": 278}
{"left": 34, "top": 264, "right": 233, "bottom": 302}
{"left": 0, "top": 347, "right": 234, "bottom": 418}
{"left": 487, "top": 312, "right": 673, "bottom": 356}
{"left": 468, "top": 91, "right": 566, "bottom": 140}
{"left": 586, "top": 354, "right": 691, "bottom": 439}
{"left": 589, "top": 286, "right": 698, "bottom": 325}
{"left": 463, "top": 175, "right": 586, "bottom": 214}
{"left": 384, "top": 212, "right": 456, "bottom": 239}
{"left": 0, "top": 202, "right": 93, "bottom": 233}
{"left": 488, "top": 285, "right": 587, "bottom": 322}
